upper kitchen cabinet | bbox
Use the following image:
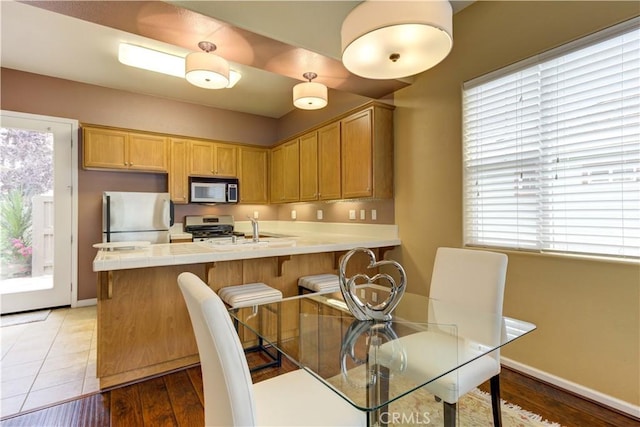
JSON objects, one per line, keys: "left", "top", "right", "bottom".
{"left": 168, "top": 138, "right": 189, "bottom": 204}
{"left": 83, "top": 126, "right": 168, "bottom": 172}
{"left": 341, "top": 105, "right": 394, "bottom": 199}
{"left": 298, "top": 131, "right": 319, "bottom": 201}
{"left": 317, "top": 122, "right": 341, "bottom": 200}
{"left": 238, "top": 146, "right": 269, "bottom": 204}
{"left": 189, "top": 140, "right": 238, "bottom": 177}
{"left": 270, "top": 139, "right": 299, "bottom": 203}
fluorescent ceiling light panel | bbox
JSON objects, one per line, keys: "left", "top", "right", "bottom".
{"left": 118, "top": 43, "right": 241, "bottom": 88}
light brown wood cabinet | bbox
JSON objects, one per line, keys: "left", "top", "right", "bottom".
{"left": 189, "top": 140, "right": 238, "bottom": 177}
{"left": 317, "top": 122, "right": 342, "bottom": 200}
{"left": 83, "top": 127, "right": 168, "bottom": 172}
{"left": 238, "top": 146, "right": 269, "bottom": 204}
{"left": 341, "top": 105, "right": 393, "bottom": 199}
{"left": 299, "top": 131, "right": 319, "bottom": 201}
{"left": 168, "top": 138, "right": 189, "bottom": 204}
{"left": 270, "top": 139, "right": 300, "bottom": 203}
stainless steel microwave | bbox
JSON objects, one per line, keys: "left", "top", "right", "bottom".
{"left": 189, "top": 177, "right": 239, "bottom": 204}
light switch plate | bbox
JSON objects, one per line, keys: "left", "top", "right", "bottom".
{"left": 317, "top": 210, "right": 323, "bottom": 220}
{"left": 349, "top": 210, "right": 356, "bottom": 220}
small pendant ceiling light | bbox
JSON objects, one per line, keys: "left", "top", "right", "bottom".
{"left": 293, "top": 72, "right": 328, "bottom": 110}
{"left": 185, "top": 41, "right": 230, "bottom": 89}
{"left": 341, "top": 0, "right": 453, "bottom": 80}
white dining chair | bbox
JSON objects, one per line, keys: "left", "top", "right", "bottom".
{"left": 177, "top": 272, "right": 365, "bottom": 427}
{"left": 429, "top": 247, "right": 508, "bottom": 426}
{"left": 390, "top": 247, "right": 508, "bottom": 427}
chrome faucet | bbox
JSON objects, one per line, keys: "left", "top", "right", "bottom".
{"left": 248, "top": 216, "right": 259, "bottom": 242}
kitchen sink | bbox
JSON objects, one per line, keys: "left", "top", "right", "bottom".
{"left": 198, "top": 237, "right": 297, "bottom": 251}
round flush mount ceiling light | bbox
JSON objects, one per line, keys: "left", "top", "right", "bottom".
{"left": 341, "top": 0, "right": 453, "bottom": 80}
{"left": 185, "top": 41, "right": 230, "bottom": 89}
{"left": 293, "top": 72, "right": 328, "bottom": 110}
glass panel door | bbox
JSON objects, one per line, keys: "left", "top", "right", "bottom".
{"left": 0, "top": 112, "right": 76, "bottom": 314}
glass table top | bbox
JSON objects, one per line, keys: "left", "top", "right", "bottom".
{"left": 228, "top": 286, "right": 536, "bottom": 414}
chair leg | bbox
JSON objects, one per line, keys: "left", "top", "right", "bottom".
{"left": 443, "top": 402, "right": 456, "bottom": 427}
{"left": 490, "top": 374, "right": 503, "bottom": 427}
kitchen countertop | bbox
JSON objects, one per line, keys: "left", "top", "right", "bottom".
{"left": 93, "top": 221, "right": 400, "bottom": 272}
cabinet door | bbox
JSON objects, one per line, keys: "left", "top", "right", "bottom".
{"left": 128, "top": 133, "right": 168, "bottom": 172}
{"left": 238, "top": 147, "right": 268, "bottom": 204}
{"left": 83, "top": 127, "right": 128, "bottom": 170}
{"left": 282, "top": 139, "right": 300, "bottom": 202}
{"left": 318, "top": 122, "right": 341, "bottom": 200}
{"left": 270, "top": 146, "right": 285, "bottom": 203}
{"left": 189, "top": 141, "right": 215, "bottom": 176}
{"left": 341, "top": 109, "right": 373, "bottom": 198}
{"left": 169, "top": 139, "right": 189, "bottom": 204}
{"left": 299, "top": 131, "right": 318, "bottom": 201}
{"left": 214, "top": 144, "right": 238, "bottom": 177}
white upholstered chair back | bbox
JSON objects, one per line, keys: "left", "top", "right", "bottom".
{"left": 429, "top": 247, "right": 508, "bottom": 315}
{"left": 178, "top": 272, "right": 257, "bottom": 426}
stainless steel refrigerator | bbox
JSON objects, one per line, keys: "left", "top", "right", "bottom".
{"left": 102, "top": 191, "right": 171, "bottom": 243}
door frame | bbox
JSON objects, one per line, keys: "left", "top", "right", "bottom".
{"left": 0, "top": 110, "right": 79, "bottom": 312}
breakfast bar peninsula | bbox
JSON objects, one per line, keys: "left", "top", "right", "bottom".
{"left": 92, "top": 222, "right": 400, "bottom": 389}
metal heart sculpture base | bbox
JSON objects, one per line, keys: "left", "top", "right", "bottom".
{"left": 338, "top": 247, "right": 407, "bottom": 321}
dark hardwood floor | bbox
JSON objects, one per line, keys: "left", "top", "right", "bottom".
{"left": 2, "top": 354, "right": 637, "bottom": 427}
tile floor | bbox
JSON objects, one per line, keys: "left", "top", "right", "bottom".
{"left": 0, "top": 305, "right": 98, "bottom": 418}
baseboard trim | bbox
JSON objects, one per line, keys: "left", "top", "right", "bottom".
{"left": 501, "top": 357, "right": 640, "bottom": 419}
{"left": 73, "top": 298, "right": 97, "bottom": 308}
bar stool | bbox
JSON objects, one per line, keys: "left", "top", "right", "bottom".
{"left": 218, "top": 283, "right": 282, "bottom": 371}
{"left": 298, "top": 273, "right": 341, "bottom": 295}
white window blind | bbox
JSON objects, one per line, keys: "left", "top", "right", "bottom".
{"left": 463, "top": 19, "right": 640, "bottom": 259}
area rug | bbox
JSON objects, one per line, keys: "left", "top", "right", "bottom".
{"left": 328, "top": 370, "right": 564, "bottom": 427}
{"left": 0, "top": 309, "right": 50, "bottom": 327}
{"left": 385, "top": 386, "right": 564, "bottom": 427}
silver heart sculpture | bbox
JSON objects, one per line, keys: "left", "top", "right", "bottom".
{"left": 338, "top": 247, "right": 407, "bottom": 321}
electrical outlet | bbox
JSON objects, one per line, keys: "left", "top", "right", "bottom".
{"left": 317, "top": 209, "right": 323, "bottom": 220}
{"left": 253, "top": 211, "right": 259, "bottom": 219}
{"left": 291, "top": 210, "right": 297, "bottom": 220}
{"left": 360, "top": 289, "right": 366, "bottom": 298}
{"left": 349, "top": 210, "right": 356, "bottom": 220}
{"left": 372, "top": 292, "right": 378, "bottom": 303}
{"left": 360, "top": 209, "right": 366, "bottom": 220}
{"left": 371, "top": 209, "right": 377, "bottom": 221}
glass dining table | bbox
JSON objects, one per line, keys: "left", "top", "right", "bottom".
{"left": 228, "top": 285, "right": 536, "bottom": 426}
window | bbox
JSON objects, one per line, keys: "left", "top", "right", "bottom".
{"left": 463, "top": 19, "right": 639, "bottom": 259}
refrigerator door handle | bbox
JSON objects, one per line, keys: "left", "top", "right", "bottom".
{"left": 105, "top": 195, "right": 111, "bottom": 242}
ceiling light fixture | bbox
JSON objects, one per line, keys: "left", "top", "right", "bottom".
{"left": 118, "top": 43, "right": 241, "bottom": 88}
{"left": 293, "top": 72, "right": 328, "bottom": 110}
{"left": 185, "top": 41, "right": 230, "bottom": 89}
{"left": 118, "top": 43, "right": 184, "bottom": 78}
{"left": 341, "top": 0, "right": 453, "bottom": 80}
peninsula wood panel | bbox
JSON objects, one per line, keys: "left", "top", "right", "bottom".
{"left": 97, "top": 264, "right": 205, "bottom": 388}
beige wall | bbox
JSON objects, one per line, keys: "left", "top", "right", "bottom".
{"left": 392, "top": 1, "right": 639, "bottom": 405}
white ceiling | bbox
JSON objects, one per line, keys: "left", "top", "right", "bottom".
{"left": 1, "top": 1, "right": 473, "bottom": 119}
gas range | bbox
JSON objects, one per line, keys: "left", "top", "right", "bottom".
{"left": 184, "top": 215, "right": 244, "bottom": 243}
